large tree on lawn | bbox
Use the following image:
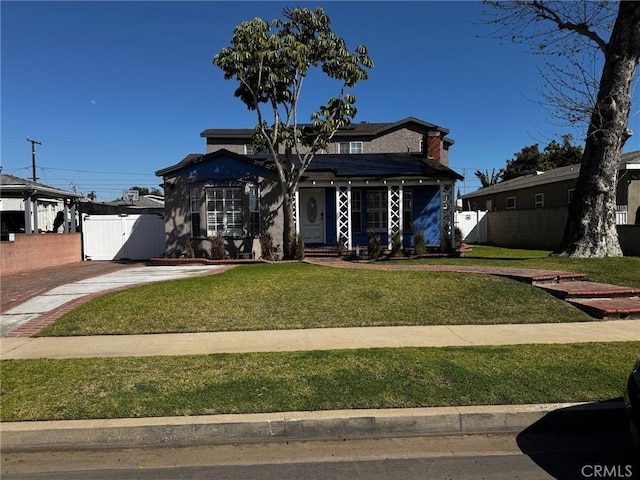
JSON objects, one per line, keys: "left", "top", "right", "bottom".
{"left": 486, "top": 1, "right": 640, "bottom": 257}
{"left": 213, "top": 7, "right": 373, "bottom": 259}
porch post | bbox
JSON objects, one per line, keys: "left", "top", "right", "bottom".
{"left": 336, "top": 186, "right": 352, "bottom": 250}
{"left": 440, "top": 182, "right": 455, "bottom": 251}
{"left": 387, "top": 185, "right": 402, "bottom": 249}
{"left": 24, "top": 195, "right": 33, "bottom": 234}
{"left": 294, "top": 190, "right": 300, "bottom": 235}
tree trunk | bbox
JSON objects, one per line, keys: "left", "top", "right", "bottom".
{"left": 282, "top": 188, "right": 297, "bottom": 260}
{"left": 556, "top": 1, "right": 640, "bottom": 258}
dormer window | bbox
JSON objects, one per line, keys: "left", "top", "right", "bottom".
{"left": 338, "top": 141, "right": 363, "bottom": 154}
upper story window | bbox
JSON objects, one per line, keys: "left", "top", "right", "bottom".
{"left": 338, "top": 141, "right": 363, "bottom": 154}
{"left": 535, "top": 193, "right": 544, "bottom": 208}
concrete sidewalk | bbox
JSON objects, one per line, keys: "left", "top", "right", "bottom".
{"left": 2, "top": 321, "right": 640, "bottom": 360}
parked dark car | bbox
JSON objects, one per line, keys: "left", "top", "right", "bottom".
{"left": 625, "top": 357, "right": 640, "bottom": 448}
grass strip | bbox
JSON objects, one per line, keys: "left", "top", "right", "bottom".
{"left": 37, "top": 263, "right": 591, "bottom": 336}
{"left": 2, "top": 342, "right": 637, "bottom": 422}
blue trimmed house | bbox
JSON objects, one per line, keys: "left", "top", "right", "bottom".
{"left": 156, "top": 118, "right": 464, "bottom": 258}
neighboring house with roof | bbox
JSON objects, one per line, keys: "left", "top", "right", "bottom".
{"left": 79, "top": 195, "right": 165, "bottom": 216}
{"left": 156, "top": 118, "right": 463, "bottom": 259}
{"left": 461, "top": 150, "right": 640, "bottom": 224}
{"left": 0, "top": 173, "right": 83, "bottom": 235}
{"left": 1, "top": 173, "right": 84, "bottom": 274}
{"left": 459, "top": 151, "right": 640, "bottom": 254}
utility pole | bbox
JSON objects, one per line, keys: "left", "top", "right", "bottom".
{"left": 27, "top": 137, "right": 42, "bottom": 181}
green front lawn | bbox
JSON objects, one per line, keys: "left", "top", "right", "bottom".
{"left": 393, "top": 245, "right": 640, "bottom": 288}
{"left": 36, "top": 262, "right": 593, "bottom": 336}
{"left": 2, "top": 342, "right": 637, "bottom": 422}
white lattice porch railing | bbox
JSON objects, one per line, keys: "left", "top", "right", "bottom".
{"left": 388, "top": 185, "right": 402, "bottom": 248}
{"left": 336, "top": 186, "right": 351, "bottom": 249}
{"left": 440, "top": 184, "right": 454, "bottom": 250}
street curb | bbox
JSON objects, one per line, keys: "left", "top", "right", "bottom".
{"left": 0, "top": 401, "right": 625, "bottom": 452}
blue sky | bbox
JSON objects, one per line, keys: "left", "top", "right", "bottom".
{"left": 2, "top": 1, "right": 639, "bottom": 200}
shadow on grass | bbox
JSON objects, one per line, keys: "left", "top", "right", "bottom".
{"left": 516, "top": 399, "right": 640, "bottom": 479}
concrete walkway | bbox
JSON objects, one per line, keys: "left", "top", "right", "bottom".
{"left": 1, "top": 264, "right": 227, "bottom": 336}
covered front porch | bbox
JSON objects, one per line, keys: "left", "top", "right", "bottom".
{"left": 294, "top": 179, "right": 456, "bottom": 251}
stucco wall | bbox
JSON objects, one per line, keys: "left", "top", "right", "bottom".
{"left": 0, "top": 233, "right": 82, "bottom": 276}
{"left": 162, "top": 173, "right": 283, "bottom": 259}
{"left": 486, "top": 207, "right": 640, "bottom": 256}
{"left": 487, "top": 207, "right": 569, "bottom": 251}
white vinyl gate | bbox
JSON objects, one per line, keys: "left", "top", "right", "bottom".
{"left": 82, "top": 214, "right": 165, "bottom": 261}
{"left": 454, "top": 211, "right": 488, "bottom": 244}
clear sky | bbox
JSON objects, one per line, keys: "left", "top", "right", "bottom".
{"left": 2, "top": 1, "right": 639, "bottom": 200}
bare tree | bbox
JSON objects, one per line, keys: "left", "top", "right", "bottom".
{"left": 485, "top": 0, "right": 640, "bottom": 257}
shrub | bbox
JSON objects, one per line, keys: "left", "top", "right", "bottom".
{"left": 336, "top": 236, "right": 347, "bottom": 256}
{"left": 209, "top": 235, "right": 226, "bottom": 260}
{"left": 391, "top": 232, "right": 403, "bottom": 257}
{"left": 259, "top": 233, "right": 275, "bottom": 260}
{"left": 367, "top": 229, "right": 382, "bottom": 261}
{"left": 294, "top": 234, "right": 305, "bottom": 261}
{"left": 184, "top": 239, "right": 195, "bottom": 258}
{"left": 413, "top": 231, "right": 426, "bottom": 256}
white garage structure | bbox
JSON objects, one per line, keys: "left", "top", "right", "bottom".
{"left": 82, "top": 214, "right": 165, "bottom": 261}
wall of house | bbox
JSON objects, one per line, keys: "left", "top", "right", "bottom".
{"left": 485, "top": 207, "right": 640, "bottom": 255}
{"left": 618, "top": 172, "right": 640, "bottom": 224}
{"left": 0, "top": 233, "right": 82, "bottom": 275}
{"left": 464, "top": 179, "right": 577, "bottom": 212}
{"left": 162, "top": 171, "right": 283, "bottom": 259}
{"left": 205, "top": 126, "right": 451, "bottom": 166}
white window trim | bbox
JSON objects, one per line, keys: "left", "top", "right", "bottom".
{"left": 506, "top": 197, "right": 516, "bottom": 210}
{"left": 206, "top": 187, "right": 244, "bottom": 237}
{"left": 338, "top": 141, "right": 364, "bottom": 154}
{"left": 535, "top": 193, "right": 544, "bottom": 208}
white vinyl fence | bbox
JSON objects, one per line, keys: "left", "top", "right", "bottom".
{"left": 82, "top": 214, "right": 165, "bottom": 261}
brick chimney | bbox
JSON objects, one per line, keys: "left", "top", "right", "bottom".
{"left": 425, "top": 131, "right": 442, "bottom": 163}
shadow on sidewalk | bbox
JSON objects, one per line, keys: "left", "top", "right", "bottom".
{"left": 516, "top": 399, "right": 639, "bottom": 479}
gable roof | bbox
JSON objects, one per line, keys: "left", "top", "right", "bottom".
{"left": 0, "top": 173, "right": 83, "bottom": 200}
{"left": 155, "top": 149, "right": 274, "bottom": 177}
{"left": 462, "top": 150, "right": 640, "bottom": 199}
{"left": 200, "top": 117, "right": 455, "bottom": 146}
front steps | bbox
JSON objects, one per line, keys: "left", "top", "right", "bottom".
{"left": 537, "top": 281, "right": 640, "bottom": 320}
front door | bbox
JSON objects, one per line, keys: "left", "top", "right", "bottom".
{"left": 299, "top": 189, "right": 325, "bottom": 244}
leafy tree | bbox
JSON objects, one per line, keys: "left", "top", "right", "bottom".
{"left": 87, "top": 191, "right": 97, "bottom": 201}
{"left": 502, "top": 134, "right": 583, "bottom": 181}
{"left": 474, "top": 168, "right": 504, "bottom": 187}
{"left": 129, "top": 186, "right": 163, "bottom": 197}
{"left": 213, "top": 7, "right": 373, "bottom": 259}
{"left": 485, "top": 1, "right": 640, "bottom": 257}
